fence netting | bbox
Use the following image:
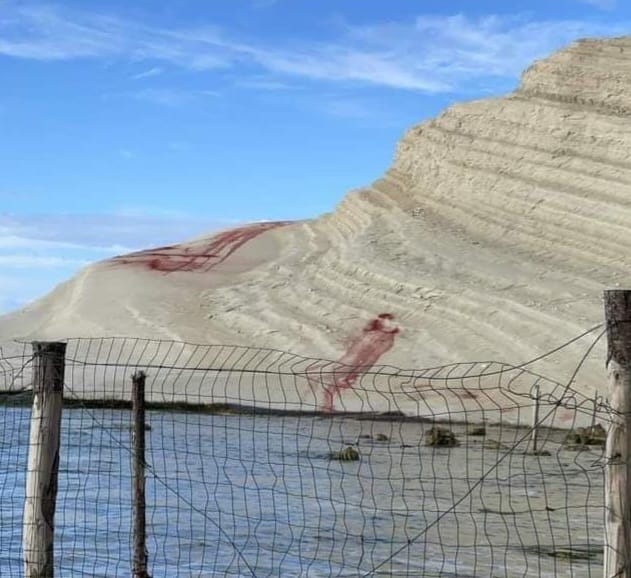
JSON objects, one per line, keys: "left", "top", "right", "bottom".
{"left": 0, "top": 332, "right": 611, "bottom": 576}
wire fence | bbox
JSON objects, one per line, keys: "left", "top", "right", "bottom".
{"left": 0, "top": 331, "right": 612, "bottom": 577}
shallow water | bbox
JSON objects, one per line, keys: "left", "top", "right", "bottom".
{"left": 1, "top": 407, "right": 606, "bottom": 576}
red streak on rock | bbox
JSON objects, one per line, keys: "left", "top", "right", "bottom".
{"left": 110, "top": 221, "right": 291, "bottom": 274}
{"left": 317, "top": 313, "right": 400, "bottom": 412}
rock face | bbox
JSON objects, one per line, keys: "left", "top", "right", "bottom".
{"left": 3, "top": 36, "right": 631, "bottom": 412}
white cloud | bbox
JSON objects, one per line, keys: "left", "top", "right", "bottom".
{"left": 0, "top": 213, "right": 228, "bottom": 250}
{"left": 324, "top": 98, "right": 377, "bottom": 120}
{"left": 340, "top": 14, "right": 625, "bottom": 89}
{"left": 0, "top": 233, "right": 132, "bottom": 253}
{"left": 0, "top": 4, "right": 123, "bottom": 59}
{"left": 251, "top": 0, "right": 280, "bottom": 7}
{"left": 118, "top": 148, "right": 134, "bottom": 159}
{"left": 316, "top": 96, "right": 402, "bottom": 126}
{"left": 245, "top": 44, "right": 451, "bottom": 92}
{"left": 132, "top": 66, "right": 163, "bottom": 80}
{"left": 236, "top": 76, "right": 296, "bottom": 91}
{"left": 130, "top": 87, "right": 220, "bottom": 106}
{"left": 167, "top": 140, "right": 191, "bottom": 151}
{"left": 577, "top": 0, "right": 615, "bottom": 8}
{"left": 0, "top": 4, "right": 237, "bottom": 67}
{"left": 0, "top": 255, "right": 90, "bottom": 268}
{"left": 1, "top": 3, "right": 627, "bottom": 93}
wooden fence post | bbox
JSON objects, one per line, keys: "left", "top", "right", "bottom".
{"left": 530, "top": 384, "right": 540, "bottom": 453}
{"left": 132, "top": 371, "right": 150, "bottom": 578}
{"left": 591, "top": 390, "right": 600, "bottom": 432}
{"left": 604, "top": 290, "right": 631, "bottom": 578}
{"left": 23, "top": 341, "right": 66, "bottom": 578}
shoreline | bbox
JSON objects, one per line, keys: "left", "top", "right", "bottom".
{"left": 0, "top": 388, "right": 589, "bottom": 435}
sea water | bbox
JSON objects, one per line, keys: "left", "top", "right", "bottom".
{"left": 0, "top": 407, "right": 604, "bottom": 577}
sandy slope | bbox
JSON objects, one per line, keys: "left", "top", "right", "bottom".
{"left": 3, "top": 36, "right": 631, "bottom": 420}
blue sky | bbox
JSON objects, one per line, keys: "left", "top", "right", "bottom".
{"left": 0, "top": 0, "right": 628, "bottom": 313}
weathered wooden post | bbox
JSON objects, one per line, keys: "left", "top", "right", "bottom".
{"left": 604, "top": 290, "right": 631, "bottom": 578}
{"left": 132, "top": 371, "right": 150, "bottom": 578}
{"left": 530, "top": 383, "right": 540, "bottom": 453}
{"left": 23, "top": 341, "right": 66, "bottom": 578}
{"left": 591, "top": 389, "right": 600, "bottom": 432}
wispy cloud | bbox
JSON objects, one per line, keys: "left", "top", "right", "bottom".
{"left": 130, "top": 87, "right": 220, "bottom": 106}
{"left": 1, "top": 3, "right": 627, "bottom": 93}
{"left": 251, "top": 0, "right": 280, "bottom": 8}
{"left": 0, "top": 233, "right": 131, "bottom": 253}
{"left": 577, "top": 0, "right": 616, "bottom": 8}
{"left": 0, "top": 255, "right": 90, "bottom": 268}
{"left": 0, "top": 213, "right": 231, "bottom": 313}
{"left": 318, "top": 97, "right": 400, "bottom": 125}
{"left": 0, "top": 3, "right": 237, "bottom": 67}
{"left": 118, "top": 148, "right": 134, "bottom": 159}
{"left": 132, "top": 66, "right": 163, "bottom": 80}
{"left": 244, "top": 43, "right": 450, "bottom": 92}
{"left": 340, "top": 14, "right": 626, "bottom": 90}
{"left": 0, "top": 213, "right": 228, "bottom": 250}
{"left": 167, "top": 140, "right": 191, "bottom": 152}
{"left": 235, "top": 76, "right": 296, "bottom": 91}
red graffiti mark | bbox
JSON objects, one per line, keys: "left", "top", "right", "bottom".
{"left": 110, "top": 221, "right": 292, "bottom": 274}
{"left": 308, "top": 314, "right": 400, "bottom": 412}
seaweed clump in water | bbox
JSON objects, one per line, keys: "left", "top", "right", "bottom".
{"left": 330, "top": 446, "right": 360, "bottom": 461}
{"left": 425, "top": 426, "right": 459, "bottom": 447}
{"left": 565, "top": 424, "right": 606, "bottom": 447}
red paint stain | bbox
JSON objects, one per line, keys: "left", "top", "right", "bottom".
{"left": 311, "top": 314, "right": 400, "bottom": 412}
{"left": 110, "top": 221, "right": 292, "bottom": 274}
